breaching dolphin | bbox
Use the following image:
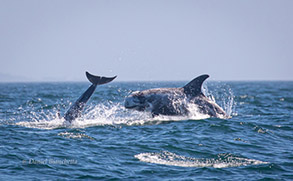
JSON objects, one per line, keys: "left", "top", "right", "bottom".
{"left": 124, "top": 74, "right": 228, "bottom": 118}
{"left": 64, "top": 72, "right": 116, "bottom": 123}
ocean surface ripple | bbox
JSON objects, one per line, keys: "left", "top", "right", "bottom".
{"left": 0, "top": 81, "right": 292, "bottom": 180}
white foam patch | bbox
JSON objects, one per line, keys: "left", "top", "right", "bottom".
{"left": 15, "top": 118, "right": 65, "bottom": 130}
{"left": 135, "top": 151, "right": 269, "bottom": 168}
{"left": 57, "top": 131, "right": 95, "bottom": 140}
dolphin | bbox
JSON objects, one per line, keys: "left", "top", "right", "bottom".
{"left": 64, "top": 72, "right": 116, "bottom": 123}
{"left": 124, "top": 74, "right": 228, "bottom": 118}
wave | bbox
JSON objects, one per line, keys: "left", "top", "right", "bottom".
{"left": 134, "top": 151, "right": 269, "bottom": 168}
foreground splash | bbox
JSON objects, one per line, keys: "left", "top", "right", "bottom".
{"left": 125, "top": 74, "right": 228, "bottom": 118}
{"left": 14, "top": 103, "right": 211, "bottom": 129}
{"left": 135, "top": 151, "right": 269, "bottom": 168}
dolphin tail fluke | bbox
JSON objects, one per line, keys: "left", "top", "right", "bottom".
{"left": 86, "top": 71, "right": 117, "bottom": 85}
{"left": 64, "top": 72, "right": 117, "bottom": 123}
{"left": 183, "top": 74, "right": 209, "bottom": 97}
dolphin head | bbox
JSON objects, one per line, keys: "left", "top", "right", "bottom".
{"left": 125, "top": 91, "right": 152, "bottom": 111}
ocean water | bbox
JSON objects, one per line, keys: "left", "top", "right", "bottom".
{"left": 0, "top": 81, "right": 292, "bottom": 180}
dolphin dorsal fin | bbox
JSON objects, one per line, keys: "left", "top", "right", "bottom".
{"left": 183, "top": 74, "right": 209, "bottom": 97}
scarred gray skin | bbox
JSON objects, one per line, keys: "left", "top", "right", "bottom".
{"left": 124, "top": 75, "right": 228, "bottom": 118}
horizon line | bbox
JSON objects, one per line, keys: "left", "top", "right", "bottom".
{"left": 0, "top": 79, "right": 292, "bottom": 83}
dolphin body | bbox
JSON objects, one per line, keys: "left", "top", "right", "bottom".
{"left": 124, "top": 75, "right": 228, "bottom": 118}
{"left": 64, "top": 72, "right": 116, "bottom": 123}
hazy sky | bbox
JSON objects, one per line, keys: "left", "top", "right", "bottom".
{"left": 0, "top": 0, "right": 292, "bottom": 82}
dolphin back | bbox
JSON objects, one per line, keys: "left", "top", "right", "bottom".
{"left": 86, "top": 72, "right": 117, "bottom": 85}
{"left": 183, "top": 74, "right": 209, "bottom": 97}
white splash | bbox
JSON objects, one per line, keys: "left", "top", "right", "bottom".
{"left": 15, "top": 119, "right": 63, "bottom": 130}
{"left": 15, "top": 102, "right": 213, "bottom": 130}
{"left": 14, "top": 82, "right": 236, "bottom": 130}
{"left": 135, "top": 151, "right": 269, "bottom": 168}
{"left": 202, "top": 82, "right": 236, "bottom": 117}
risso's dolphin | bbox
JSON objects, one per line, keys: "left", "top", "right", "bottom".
{"left": 124, "top": 74, "right": 228, "bottom": 118}
{"left": 64, "top": 72, "right": 116, "bottom": 123}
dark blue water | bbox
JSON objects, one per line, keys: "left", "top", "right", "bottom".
{"left": 0, "top": 81, "right": 292, "bottom": 180}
